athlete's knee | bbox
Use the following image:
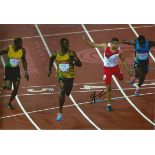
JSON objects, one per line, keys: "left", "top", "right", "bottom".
{"left": 60, "top": 89, "right": 65, "bottom": 96}
{"left": 13, "top": 85, "right": 19, "bottom": 92}
{"left": 105, "top": 85, "right": 111, "bottom": 91}
{"left": 12, "top": 88, "right": 18, "bottom": 94}
{"left": 66, "top": 91, "right": 71, "bottom": 96}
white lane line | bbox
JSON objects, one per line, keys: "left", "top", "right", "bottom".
{"left": 21, "top": 81, "right": 104, "bottom": 88}
{"left": 82, "top": 24, "right": 155, "bottom": 126}
{"left": 21, "top": 84, "right": 57, "bottom": 88}
{"left": 35, "top": 24, "right": 101, "bottom": 130}
{"left": 125, "top": 79, "right": 155, "bottom": 83}
{"left": 0, "top": 25, "right": 155, "bottom": 43}
{"left": 0, "top": 57, "right": 41, "bottom": 130}
{"left": 1, "top": 80, "right": 153, "bottom": 90}
{"left": 129, "top": 24, "right": 155, "bottom": 62}
{"left": 1, "top": 86, "right": 155, "bottom": 98}
{"left": 1, "top": 91, "right": 154, "bottom": 120}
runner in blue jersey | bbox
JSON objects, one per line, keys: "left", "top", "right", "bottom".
{"left": 123, "top": 35, "right": 155, "bottom": 96}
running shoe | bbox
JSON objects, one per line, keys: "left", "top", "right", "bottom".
{"left": 56, "top": 113, "right": 63, "bottom": 121}
{"left": 134, "top": 89, "right": 140, "bottom": 96}
{"left": 133, "top": 83, "right": 140, "bottom": 96}
{"left": 8, "top": 103, "right": 14, "bottom": 110}
{"left": 106, "top": 104, "right": 112, "bottom": 112}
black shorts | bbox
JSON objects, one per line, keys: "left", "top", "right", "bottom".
{"left": 4, "top": 66, "right": 21, "bottom": 81}
{"left": 58, "top": 77, "right": 74, "bottom": 96}
{"left": 134, "top": 59, "right": 149, "bottom": 74}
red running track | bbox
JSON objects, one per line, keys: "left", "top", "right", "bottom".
{"left": 0, "top": 24, "right": 155, "bottom": 129}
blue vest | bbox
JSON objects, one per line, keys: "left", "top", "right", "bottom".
{"left": 135, "top": 39, "right": 149, "bottom": 61}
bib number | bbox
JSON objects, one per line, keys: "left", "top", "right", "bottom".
{"left": 59, "top": 64, "right": 69, "bottom": 72}
{"left": 137, "top": 53, "right": 148, "bottom": 60}
{"left": 10, "top": 59, "right": 20, "bottom": 67}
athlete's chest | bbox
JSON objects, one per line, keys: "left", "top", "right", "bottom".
{"left": 105, "top": 47, "right": 119, "bottom": 58}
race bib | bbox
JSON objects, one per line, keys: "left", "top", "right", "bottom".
{"left": 10, "top": 59, "right": 20, "bottom": 67}
{"left": 109, "top": 55, "right": 118, "bottom": 66}
{"left": 137, "top": 53, "right": 149, "bottom": 60}
{"left": 109, "top": 59, "right": 117, "bottom": 65}
{"left": 59, "top": 63, "right": 69, "bottom": 72}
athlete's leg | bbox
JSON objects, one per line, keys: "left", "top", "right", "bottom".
{"left": 3, "top": 67, "right": 12, "bottom": 90}
{"left": 105, "top": 84, "right": 112, "bottom": 104}
{"left": 113, "top": 66, "right": 124, "bottom": 81}
{"left": 3, "top": 80, "right": 12, "bottom": 90}
{"left": 133, "top": 67, "right": 142, "bottom": 96}
{"left": 65, "top": 78, "right": 74, "bottom": 96}
{"left": 138, "top": 67, "right": 148, "bottom": 87}
{"left": 103, "top": 67, "right": 112, "bottom": 111}
{"left": 8, "top": 80, "right": 20, "bottom": 109}
{"left": 58, "top": 80, "right": 66, "bottom": 114}
{"left": 130, "top": 62, "right": 140, "bottom": 86}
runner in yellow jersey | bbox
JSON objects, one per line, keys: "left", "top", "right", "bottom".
{"left": 0, "top": 37, "right": 29, "bottom": 109}
{"left": 48, "top": 38, "right": 82, "bottom": 121}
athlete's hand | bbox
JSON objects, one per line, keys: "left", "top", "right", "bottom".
{"left": 48, "top": 71, "right": 51, "bottom": 78}
{"left": 25, "top": 71, "right": 29, "bottom": 81}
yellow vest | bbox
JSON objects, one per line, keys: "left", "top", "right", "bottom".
{"left": 6, "top": 45, "right": 23, "bottom": 67}
{"left": 55, "top": 50, "right": 75, "bottom": 78}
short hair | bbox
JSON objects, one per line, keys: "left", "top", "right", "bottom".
{"left": 138, "top": 35, "right": 145, "bottom": 42}
{"left": 14, "top": 37, "right": 22, "bottom": 45}
{"left": 111, "top": 37, "right": 119, "bottom": 43}
{"left": 60, "top": 38, "right": 69, "bottom": 44}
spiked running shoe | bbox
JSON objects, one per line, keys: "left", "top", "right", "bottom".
{"left": 56, "top": 113, "right": 63, "bottom": 121}
{"left": 106, "top": 104, "right": 112, "bottom": 112}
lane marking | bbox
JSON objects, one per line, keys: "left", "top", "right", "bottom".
{"left": 82, "top": 24, "right": 155, "bottom": 126}
{"left": 80, "top": 85, "right": 106, "bottom": 90}
{"left": 22, "top": 84, "right": 56, "bottom": 88}
{"left": 0, "top": 56, "right": 41, "bottom": 130}
{"left": 1, "top": 79, "right": 154, "bottom": 90}
{"left": 1, "top": 91, "right": 154, "bottom": 120}
{"left": 125, "top": 79, "right": 155, "bottom": 83}
{"left": 27, "top": 88, "right": 54, "bottom": 93}
{"left": 0, "top": 25, "right": 154, "bottom": 43}
{"left": 35, "top": 24, "right": 101, "bottom": 130}
{"left": 1, "top": 86, "right": 155, "bottom": 98}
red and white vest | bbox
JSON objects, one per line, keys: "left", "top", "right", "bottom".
{"left": 103, "top": 43, "right": 120, "bottom": 67}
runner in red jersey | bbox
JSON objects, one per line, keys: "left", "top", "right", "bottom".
{"left": 82, "top": 37, "right": 132, "bottom": 111}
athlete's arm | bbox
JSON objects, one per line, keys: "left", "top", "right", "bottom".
{"left": 48, "top": 52, "right": 56, "bottom": 77}
{"left": 70, "top": 51, "right": 82, "bottom": 67}
{"left": 0, "top": 47, "right": 9, "bottom": 55}
{"left": 119, "top": 50, "right": 133, "bottom": 76}
{"left": 81, "top": 36, "right": 107, "bottom": 49}
{"left": 122, "top": 40, "right": 135, "bottom": 46}
{"left": 22, "top": 48, "right": 29, "bottom": 81}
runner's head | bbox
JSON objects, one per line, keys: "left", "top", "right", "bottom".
{"left": 137, "top": 35, "right": 145, "bottom": 46}
{"left": 111, "top": 37, "right": 119, "bottom": 50}
{"left": 14, "top": 37, "right": 22, "bottom": 49}
{"left": 60, "top": 38, "right": 69, "bottom": 52}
